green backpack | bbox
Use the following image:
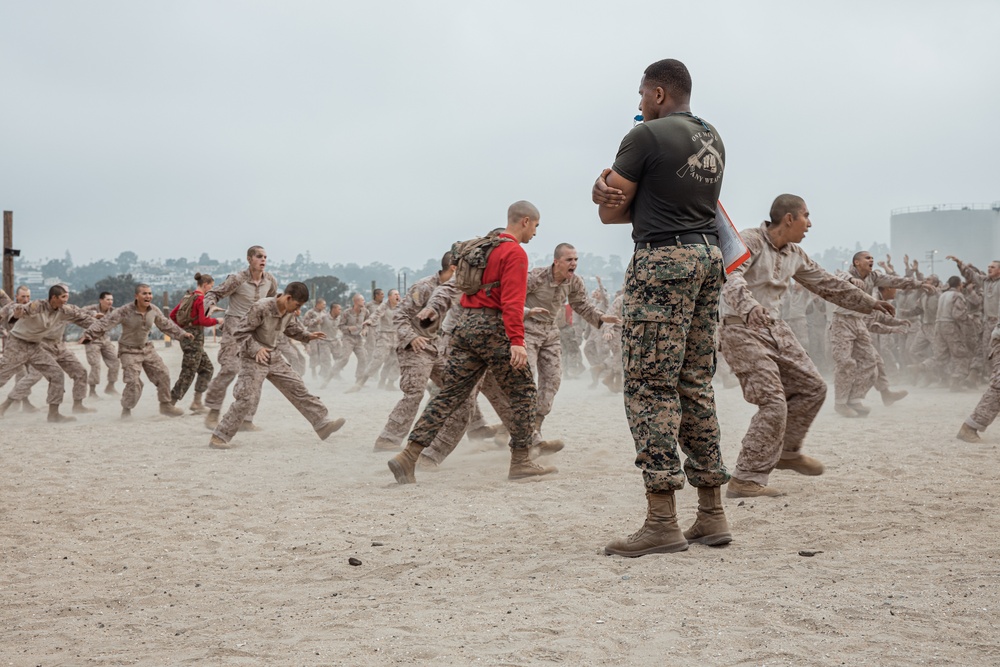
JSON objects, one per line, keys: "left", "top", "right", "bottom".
{"left": 450, "top": 232, "right": 514, "bottom": 296}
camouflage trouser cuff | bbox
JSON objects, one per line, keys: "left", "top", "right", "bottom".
{"left": 966, "top": 417, "right": 987, "bottom": 431}
{"left": 641, "top": 470, "right": 685, "bottom": 493}
{"left": 732, "top": 470, "right": 769, "bottom": 486}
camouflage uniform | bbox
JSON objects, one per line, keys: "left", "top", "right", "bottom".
{"left": 407, "top": 309, "right": 536, "bottom": 451}
{"left": 213, "top": 298, "right": 334, "bottom": 444}
{"left": 202, "top": 269, "right": 278, "bottom": 413}
{"left": 85, "top": 302, "right": 188, "bottom": 410}
{"left": 523, "top": 264, "right": 608, "bottom": 431}
{"left": 302, "top": 306, "right": 332, "bottom": 378}
{"left": 906, "top": 289, "right": 939, "bottom": 368}
{"left": 170, "top": 324, "right": 214, "bottom": 403}
{"left": 865, "top": 310, "right": 911, "bottom": 392}
{"left": 965, "top": 327, "right": 1000, "bottom": 432}
{"left": 830, "top": 268, "right": 922, "bottom": 406}
{"left": 9, "top": 336, "right": 89, "bottom": 403}
{"left": 0, "top": 300, "right": 94, "bottom": 405}
{"left": 360, "top": 300, "right": 400, "bottom": 386}
{"left": 957, "top": 261, "right": 1000, "bottom": 374}
{"left": 599, "top": 293, "right": 624, "bottom": 391}
{"left": 930, "top": 286, "right": 971, "bottom": 384}
{"left": 82, "top": 303, "right": 120, "bottom": 388}
{"left": 721, "top": 224, "right": 876, "bottom": 485}
{"left": 277, "top": 334, "right": 307, "bottom": 376}
{"left": 557, "top": 307, "right": 585, "bottom": 378}
{"left": 377, "top": 273, "right": 450, "bottom": 446}
{"left": 332, "top": 307, "right": 369, "bottom": 381}
{"left": 623, "top": 243, "right": 729, "bottom": 493}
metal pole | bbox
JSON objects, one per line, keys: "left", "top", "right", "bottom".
{"left": 3, "top": 211, "right": 13, "bottom": 297}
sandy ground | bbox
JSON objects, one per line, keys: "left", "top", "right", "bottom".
{"left": 1, "top": 340, "right": 998, "bottom": 666}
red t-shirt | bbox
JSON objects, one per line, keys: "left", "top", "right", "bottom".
{"left": 170, "top": 290, "right": 218, "bottom": 328}
{"left": 460, "top": 233, "right": 528, "bottom": 346}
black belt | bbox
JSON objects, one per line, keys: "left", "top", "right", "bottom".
{"left": 635, "top": 233, "right": 718, "bottom": 250}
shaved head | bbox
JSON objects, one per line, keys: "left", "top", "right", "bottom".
{"left": 768, "top": 194, "right": 806, "bottom": 226}
{"left": 507, "top": 200, "right": 539, "bottom": 224}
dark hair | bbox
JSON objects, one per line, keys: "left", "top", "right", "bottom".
{"left": 643, "top": 59, "right": 692, "bottom": 98}
{"left": 852, "top": 251, "right": 869, "bottom": 265}
{"left": 947, "top": 276, "right": 962, "bottom": 289}
{"left": 554, "top": 243, "right": 575, "bottom": 260}
{"left": 441, "top": 251, "right": 454, "bottom": 271}
{"left": 246, "top": 245, "right": 265, "bottom": 260}
{"left": 768, "top": 194, "right": 806, "bottom": 226}
{"left": 99, "top": 291, "right": 113, "bottom": 300}
{"left": 373, "top": 288, "right": 384, "bottom": 296}
{"left": 284, "top": 282, "right": 309, "bottom": 302}
{"left": 194, "top": 272, "right": 214, "bottom": 287}
{"left": 48, "top": 285, "right": 67, "bottom": 299}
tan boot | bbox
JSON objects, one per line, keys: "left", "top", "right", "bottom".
{"left": 104, "top": 382, "right": 118, "bottom": 396}
{"left": 159, "top": 403, "right": 184, "bottom": 417}
{"left": 467, "top": 424, "right": 499, "bottom": 440}
{"left": 209, "top": 434, "right": 232, "bottom": 449}
{"left": 529, "top": 439, "right": 565, "bottom": 459}
{"left": 416, "top": 455, "right": 440, "bottom": 472}
{"left": 88, "top": 385, "right": 101, "bottom": 400}
{"left": 21, "top": 398, "right": 39, "bottom": 413}
{"left": 683, "top": 486, "right": 733, "bottom": 547}
{"left": 373, "top": 436, "right": 400, "bottom": 452}
{"left": 508, "top": 447, "right": 557, "bottom": 480}
{"left": 774, "top": 454, "right": 824, "bottom": 476}
{"left": 189, "top": 392, "right": 207, "bottom": 414}
{"left": 604, "top": 491, "right": 689, "bottom": 557}
{"left": 239, "top": 421, "right": 262, "bottom": 432}
{"left": 72, "top": 400, "right": 96, "bottom": 414}
{"left": 880, "top": 388, "right": 908, "bottom": 406}
{"left": 834, "top": 403, "right": 859, "bottom": 418}
{"left": 726, "top": 477, "right": 785, "bottom": 498}
{"left": 0, "top": 397, "right": 15, "bottom": 417}
{"left": 957, "top": 423, "right": 982, "bottom": 443}
{"left": 121, "top": 408, "right": 132, "bottom": 420}
{"left": 847, "top": 401, "right": 871, "bottom": 416}
{"left": 344, "top": 380, "right": 365, "bottom": 394}
{"left": 204, "top": 409, "right": 220, "bottom": 429}
{"left": 388, "top": 442, "right": 425, "bottom": 484}
{"left": 316, "top": 417, "right": 346, "bottom": 440}
{"left": 47, "top": 404, "right": 77, "bottom": 423}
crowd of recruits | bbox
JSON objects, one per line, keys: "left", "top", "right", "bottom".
{"left": 2, "top": 57, "right": 998, "bottom": 557}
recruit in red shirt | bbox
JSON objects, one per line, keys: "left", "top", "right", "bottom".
{"left": 460, "top": 233, "right": 529, "bottom": 346}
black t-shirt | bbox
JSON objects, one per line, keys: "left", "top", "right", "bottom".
{"left": 612, "top": 112, "right": 725, "bottom": 243}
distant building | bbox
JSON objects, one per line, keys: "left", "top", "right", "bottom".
{"left": 890, "top": 203, "right": 1000, "bottom": 277}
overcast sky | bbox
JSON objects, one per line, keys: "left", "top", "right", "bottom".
{"left": 2, "top": 0, "right": 998, "bottom": 268}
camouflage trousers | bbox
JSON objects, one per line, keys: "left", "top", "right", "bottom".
{"left": 277, "top": 335, "right": 307, "bottom": 376}
{"left": 907, "top": 323, "right": 935, "bottom": 365}
{"left": 213, "top": 352, "right": 331, "bottom": 444}
{"left": 928, "top": 321, "right": 971, "bottom": 380}
{"left": 525, "top": 325, "right": 562, "bottom": 419}
{"left": 378, "top": 342, "right": 448, "bottom": 446}
{"left": 307, "top": 338, "right": 332, "bottom": 377}
{"left": 980, "top": 317, "right": 998, "bottom": 374}
{"left": 0, "top": 337, "right": 66, "bottom": 405}
{"left": 787, "top": 316, "right": 809, "bottom": 351}
{"left": 171, "top": 329, "right": 214, "bottom": 403}
{"left": 205, "top": 324, "right": 242, "bottom": 412}
{"left": 409, "top": 309, "right": 536, "bottom": 450}
{"left": 966, "top": 334, "right": 1000, "bottom": 431}
{"left": 720, "top": 319, "right": 827, "bottom": 486}
{"left": 560, "top": 326, "right": 585, "bottom": 377}
{"left": 829, "top": 314, "right": 878, "bottom": 405}
{"left": 119, "top": 343, "right": 173, "bottom": 410}
{"left": 10, "top": 341, "right": 88, "bottom": 403}
{"left": 85, "top": 337, "right": 120, "bottom": 386}
{"left": 362, "top": 333, "right": 399, "bottom": 384}
{"left": 622, "top": 244, "right": 729, "bottom": 492}
{"left": 332, "top": 334, "right": 368, "bottom": 381}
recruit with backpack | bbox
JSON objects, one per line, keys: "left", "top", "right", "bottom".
{"left": 169, "top": 291, "right": 198, "bottom": 328}
{"left": 450, "top": 231, "right": 515, "bottom": 296}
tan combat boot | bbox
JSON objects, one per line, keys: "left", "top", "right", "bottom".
{"left": 373, "top": 436, "right": 400, "bottom": 452}
{"left": 104, "top": 382, "right": 118, "bottom": 396}
{"left": 388, "top": 442, "right": 425, "bottom": 484}
{"left": 957, "top": 423, "right": 982, "bottom": 443}
{"left": 683, "top": 486, "right": 733, "bottom": 547}
{"left": 72, "top": 400, "right": 96, "bottom": 414}
{"left": 529, "top": 439, "right": 565, "bottom": 459}
{"left": 726, "top": 477, "right": 785, "bottom": 498}
{"left": 47, "top": 404, "right": 77, "bottom": 423}
{"left": 189, "top": 392, "right": 207, "bottom": 414}
{"left": 774, "top": 454, "right": 825, "bottom": 476}
{"left": 880, "top": 388, "right": 908, "bottom": 406}
{"left": 160, "top": 402, "right": 184, "bottom": 417}
{"left": 316, "top": 417, "right": 346, "bottom": 440}
{"left": 88, "top": 385, "right": 101, "bottom": 400}
{"left": 121, "top": 408, "right": 132, "bottom": 420}
{"left": 21, "top": 398, "right": 39, "bottom": 413}
{"left": 847, "top": 401, "right": 871, "bottom": 416}
{"left": 834, "top": 403, "right": 859, "bottom": 418}
{"left": 508, "top": 447, "right": 557, "bottom": 480}
{"left": 204, "top": 409, "right": 220, "bottom": 429}
{"left": 467, "top": 423, "right": 499, "bottom": 440}
{"left": 209, "top": 435, "right": 232, "bottom": 449}
{"left": 0, "top": 397, "right": 16, "bottom": 417}
{"left": 604, "top": 491, "right": 689, "bottom": 557}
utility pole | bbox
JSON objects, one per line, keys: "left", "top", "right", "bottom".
{"left": 925, "top": 249, "right": 938, "bottom": 276}
{"left": 3, "top": 211, "right": 17, "bottom": 297}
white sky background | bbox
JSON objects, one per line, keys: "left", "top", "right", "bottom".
{"left": 1, "top": 0, "right": 998, "bottom": 268}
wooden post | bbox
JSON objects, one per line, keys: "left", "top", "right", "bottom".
{"left": 162, "top": 290, "right": 172, "bottom": 347}
{"left": 3, "top": 211, "right": 13, "bottom": 297}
